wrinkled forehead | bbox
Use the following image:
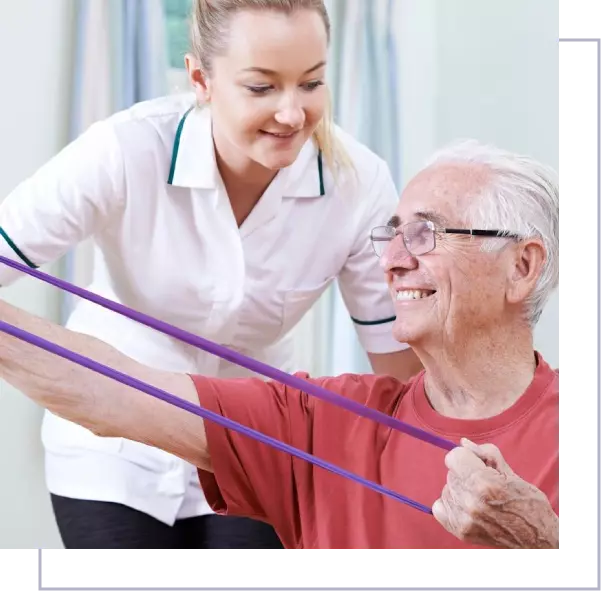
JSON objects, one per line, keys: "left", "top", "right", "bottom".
{"left": 393, "top": 163, "right": 491, "bottom": 227}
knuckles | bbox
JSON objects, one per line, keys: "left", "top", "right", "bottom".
{"left": 444, "top": 446, "right": 466, "bottom": 470}
{"left": 470, "top": 472, "right": 497, "bottom": 500}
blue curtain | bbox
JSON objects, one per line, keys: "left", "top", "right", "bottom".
{"left": 61, "top": 0, "right": 168, "bottom": 323}
{"left": 322, "top": 0, "right": 401, "bottom": 374}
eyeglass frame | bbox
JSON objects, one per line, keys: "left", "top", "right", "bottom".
{"left": 369, "top": 220, "right": 522, "bottom": 258}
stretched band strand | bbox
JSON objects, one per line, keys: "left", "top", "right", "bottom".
{"left": 0, "top": 255, "right": 460, "bottom": 515}
{"left": 0, "top": 255, "right": 456, "bottom": 452}
{"left": 0, "top": 318, "right": 433, "bottom": 515}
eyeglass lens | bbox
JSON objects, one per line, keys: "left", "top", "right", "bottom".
{"left": 371, "top": 221, "right": 435, "bottom": 257}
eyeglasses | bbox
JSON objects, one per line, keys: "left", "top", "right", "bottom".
{"left": 369, "top": 220, "right": 521, "bottom": 258}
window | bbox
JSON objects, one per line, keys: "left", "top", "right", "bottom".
{"left": 164, "top": 0, "right": 193, "bottom": 92}
{"left": 164, "top": 0, "right": 193, "bottom": 70}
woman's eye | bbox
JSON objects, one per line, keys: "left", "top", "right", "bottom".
{"left": 303, "top": 80, "right": 325, "bottom": 91}
{"left": 245, "top": 80, "right": 324, "bottom": 95}
{"left": 246, "top": 85, "right": 273, "bottom": 95}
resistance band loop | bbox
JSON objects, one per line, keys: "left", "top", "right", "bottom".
{"left": 0, "top": 255, "right": 456, "bottom": 452}
{"left": 0, "top": 318, "right": 433, "bottom": 514}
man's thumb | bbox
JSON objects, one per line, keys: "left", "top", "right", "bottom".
{"left": 460, "top": 438, "right": 513, "bottom": 475}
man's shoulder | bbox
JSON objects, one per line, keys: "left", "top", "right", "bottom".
{"left": 190, "top": 371, "right": 415, "bottom": 424}
{"left": 534, "top": 352, "right": 559, "bottom": 395}
{"left": 311, "top": 372, "right": 415, "bottom": 411}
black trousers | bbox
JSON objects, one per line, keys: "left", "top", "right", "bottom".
{"left": 50, "top": 494, "right": 284, "bottom": 549}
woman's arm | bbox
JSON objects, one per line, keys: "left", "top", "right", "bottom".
{"left": 0, "top": 120, "right": 125, "bottom": 286}
{"left": 0, "top": 299, "right": 211, "bottom": 471}
{"left": 337, "top": 159, "right": 424, "bottom": 381}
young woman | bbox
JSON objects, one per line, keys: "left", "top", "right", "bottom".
{"left": 0, "top": 0, "right": 420, "bottom": 548}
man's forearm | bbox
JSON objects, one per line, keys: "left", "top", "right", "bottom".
{"left": 0, "top": 299, "right": 211, "bottom": 470}
{"left": 0, "top": 299, "right": 110, "bottom": 433}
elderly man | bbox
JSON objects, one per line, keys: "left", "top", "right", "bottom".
{"left": 0, "top": 140, "right": 558, "bottom": 549}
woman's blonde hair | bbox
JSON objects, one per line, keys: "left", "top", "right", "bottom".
{"left": 190, "top": 0, "right": 352, "bottom": 173}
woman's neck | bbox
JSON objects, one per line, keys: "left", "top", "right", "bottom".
{"left": 213, "top": 138, "right": 278, "bottom": 227}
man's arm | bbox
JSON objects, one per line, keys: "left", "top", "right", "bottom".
{"left": 0, "top": 299, "right": 211, "bottom": 471}
{"left": 368, "top": 348, "right": 423, "bottom": 381}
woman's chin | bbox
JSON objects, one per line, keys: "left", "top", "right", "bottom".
{"left": 258, "top": 152, "right": 298, "bottom": 171}
{"left": 252, "top": 139, "right": 305, "bottom": 171}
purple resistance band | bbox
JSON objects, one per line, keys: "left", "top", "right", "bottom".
{"left": 0, "top": 318, "right": 432, "bottom": 515}
{"left": 0, "top": 255, "right": 456, "bottom": 452}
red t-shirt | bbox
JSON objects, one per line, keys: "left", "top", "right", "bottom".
{"left": 193, "top": 353, "right": 558, "bottom": 549}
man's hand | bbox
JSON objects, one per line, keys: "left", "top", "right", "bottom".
{"left": 432, "top": 438, "right": 558, "bottom": 548}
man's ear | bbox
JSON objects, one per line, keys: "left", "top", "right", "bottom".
{"left": 185, "top": 54, "right": 211, "bottom": 103}
{"left": 506, "top": 238, "right": 546, "bottom": 306}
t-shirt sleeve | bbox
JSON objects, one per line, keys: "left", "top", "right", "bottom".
{"left": 0, "top": 120, "right": 125, "bottom": 286}
{"left": 191, "top": 373, "right": 314, "bottom": 547}
{"left": 336, "top": 158, "right": 408, "bottom": 354}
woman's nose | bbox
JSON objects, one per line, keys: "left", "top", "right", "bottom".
{"left": 274, "top": 96, "right": 306, "bottom": 129}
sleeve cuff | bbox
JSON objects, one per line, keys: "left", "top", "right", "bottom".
{"left": 352, "top": 317, "right": 409, "bottom": 354}
{"left": 192, "top": 376, "right": 244, "bottom": 517}
{"left": 0, "top": 238, "right": 37, "bottom": 287}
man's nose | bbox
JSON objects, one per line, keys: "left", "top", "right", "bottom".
{"left": 380, "top": 235, "right": 418, "bottom": 271}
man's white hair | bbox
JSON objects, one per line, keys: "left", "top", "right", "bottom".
{"left": 424, "top": 139, "right": 559, "bottom": 326}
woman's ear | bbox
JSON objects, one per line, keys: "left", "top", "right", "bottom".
{"left": 506, "top": 238, "right": 546, "bottom": 306}
{"left": 185, "top": 54, "right": 211, "bottom": 103}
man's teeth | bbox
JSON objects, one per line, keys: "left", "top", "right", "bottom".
{"left": 396, "top": 289, "right": 433, "bottom": 301}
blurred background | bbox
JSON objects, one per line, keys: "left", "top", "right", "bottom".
{"left": 0, "top": 0, "right": 558, "bottom": 548}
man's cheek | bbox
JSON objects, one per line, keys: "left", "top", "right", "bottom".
{"left": 380, "top": 254, "right": 389, "bottom": 270}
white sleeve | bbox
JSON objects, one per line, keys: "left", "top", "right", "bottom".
{"left": 0, "top": 120, "right": 125, "bottom": 286}
{"left": 336, "top": 159, "right": 408, "bottom": 354}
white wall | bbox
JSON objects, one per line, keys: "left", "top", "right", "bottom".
{"left": 0, "top": 0, "right": 74, "bottom": 548}
{"left": 396, "top": 0, "right": 440, "bottom": 185}
{"left": 396, "top": 0, "right": 558, "bottom": 367}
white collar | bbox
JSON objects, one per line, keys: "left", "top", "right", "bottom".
{"left": 167, "top": 106, "right": 326, "bottom": 198}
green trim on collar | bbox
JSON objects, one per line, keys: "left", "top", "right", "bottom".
{"left": 167, "top": 106, "right": 194, "bottom": 185}
{"left": 317, "top": 150, "right": 325, "bottom": 196}
{"left": 351, "top": 315, "right": 396, "bottom": 326}
{"left": 0, "top": 227, "right": 38, "bottom": 269}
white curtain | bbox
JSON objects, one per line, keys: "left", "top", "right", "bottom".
{"left": 60, "top": 0, "right": 168, "bottom": 323}
{"left": 293, "top": 0, "right": 401, "bottom": 377}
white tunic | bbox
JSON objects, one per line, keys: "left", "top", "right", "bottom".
{"left": 0, "top": 94, "right": 405, "bottom": 524}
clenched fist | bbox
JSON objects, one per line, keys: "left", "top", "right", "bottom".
{"left": 432, "top": 438, "right": 558, "bottom": 548}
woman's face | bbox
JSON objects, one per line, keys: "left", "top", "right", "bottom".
{"left": 187, "top": 9, "right": 329, "bottom": 172}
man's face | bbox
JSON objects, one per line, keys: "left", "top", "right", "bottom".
{"left": 381, "top": 163, "right": 516, "bottom": 348}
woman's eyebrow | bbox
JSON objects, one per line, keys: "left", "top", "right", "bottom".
{"left": 240, "top": 60, "right": 327, "bottom": 75}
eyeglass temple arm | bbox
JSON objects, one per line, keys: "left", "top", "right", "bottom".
{"left": 443, "top": 228, "right": 520, "bottom": 239}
